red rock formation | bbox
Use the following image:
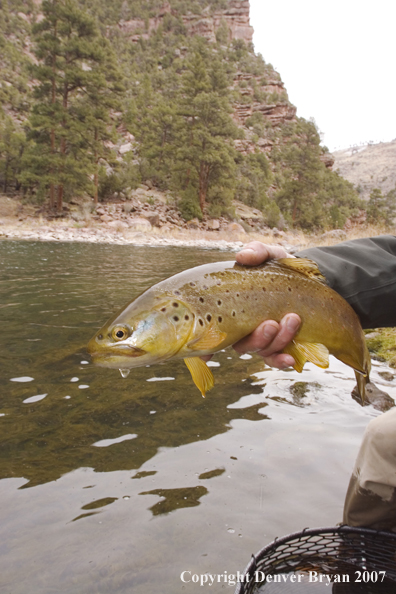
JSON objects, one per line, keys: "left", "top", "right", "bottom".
{"left": 183, "top": 0, "right": 253, "bottom": 44}
{"left": 117, "top": 0, "right": 253, "bottom": 44}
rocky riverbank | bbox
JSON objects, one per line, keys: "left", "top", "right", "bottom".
{"left": 0, "top": 193, "right": 307, "bottom": 251}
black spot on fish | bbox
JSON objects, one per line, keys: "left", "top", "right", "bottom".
{"left": 206, "top": 314, "right": 212, "bottom": 322}
{"left": 226, "top": 290, "right": 230, "bottom": 293}
{"left": 190, "top": 282, "right": 196, "bottom": 287}
{"left": 173, "top": 316, "right": 179, "bottom": 322}
{"left": 217, "top": 300, "right": 222, "bottom": 306}
{"left": 199, "top": 297, "right": 204, "bottom": 303}
{"left": 262, "top": 287, "right": 266, "bottom": 292}
{"left": 203, "top": 285, "right": 208, "bottom": 290}
{"left": 218, "top": 316, "right": 223, "bottom": 323}
{"left": 185, "top": 315, "right": 190, "bottom": 320}
{"left": 174, "top": 290, "right": 181, "bottom": 296}
{"left": 232, "top": 311, "right": 236, "bottom": 317}
{"left": 236, "top": 293, "right": 240, "bottom": 297}
{"left": 288, "top": 287, "right": 292, "bottom": 292}
{"left": 172, "top": 302, "right": 179, "bottom": 307}
{"left": 198, "top": 318, "right": 204, "bottom": 326}
{"left": 161, "top": 307, "right": 166, "bottom": 312}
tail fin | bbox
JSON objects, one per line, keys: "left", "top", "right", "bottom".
{"left": 354, "top": 368, "right": 370, "bottom": 403}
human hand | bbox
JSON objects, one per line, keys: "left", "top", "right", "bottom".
{"left": 233, "top": 241, "right": 301, "bottom": 369}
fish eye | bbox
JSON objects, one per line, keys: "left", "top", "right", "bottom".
{"left": 112, "top": 326, "right": 129, "bottom": 341}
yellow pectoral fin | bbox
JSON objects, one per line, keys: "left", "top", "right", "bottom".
{"left": 184, "top": 357, "right": 215, "bottom": 398}
{"left": 283, "top": 340, "right": 329, "bottom": 373}
{"left": 187, "top": 323, "right": 227, "bottom": 351}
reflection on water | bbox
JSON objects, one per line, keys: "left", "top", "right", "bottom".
{"left": 140, "top": 485, "right": 209, "bottom": 515}
{"left": 0, "top": 241, "right": 395, "bottom": 594}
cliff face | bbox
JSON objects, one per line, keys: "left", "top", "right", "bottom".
{"left": 116, "top": 0, "right": 297, "bottom": 158}
{"left": 182, "top": 0, "right": 253, "bottom": 44}
{"left": 333, "top": 140, "right": 396, "bottom": 200}
{"left": 117, "top": 1, "right": 253, "bottom": 44}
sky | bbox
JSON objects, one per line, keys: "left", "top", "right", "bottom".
{"left": 249, "top": 0, "right": 396, "bottom": 151}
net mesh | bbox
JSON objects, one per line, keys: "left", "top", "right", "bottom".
{"left": 235, "top": 526, "right": 396, "bottom": 594}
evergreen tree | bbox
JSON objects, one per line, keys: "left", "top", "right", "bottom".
{"left": 274, "top": 119, "right": 324, "bottom": 228}
{"left": 274, "top": 119, "right": 361, "bottom": 229}
{"left": 367, "top": 187, "right": 396, "bottom": 225}
{"left": 172, "top": 47, "right": 238, "bottom": 216}
{"left": 26, "top": 0, "right": 123, "bottom": 210}
{"left": 74, "top": 39, "right": 125, "bottom": 203}
{"left": 128, "top": 75, "right": 178, "bottom": 188}
{"left": 0, "top": 116, "right": 27, "bottom": 193}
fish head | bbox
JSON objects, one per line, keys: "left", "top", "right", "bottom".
{"left": 87, "top": 298, "right": 195, "bottom": 369}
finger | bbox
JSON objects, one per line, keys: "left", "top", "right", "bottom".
{"left": 233, "top": 320, "right": 280, "bottom": 354}
{"left": 262, "top": 353, "right": 296, "bottom": 369}
{"left": 259, "top": 314, "right": 301, "bottom": 357}
{"left": 236, "top": 242, "right": 291, "bottom": 266}
{"left": 200, "top": 355, "right": 213, "bottom": 362}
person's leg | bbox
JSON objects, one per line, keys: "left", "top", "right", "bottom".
{"left": 343, "top": 408, "right": 396, "bottom": 530}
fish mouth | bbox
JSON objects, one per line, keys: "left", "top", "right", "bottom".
{"left": 89, "top": 345, "right": 146, "bottom": 360}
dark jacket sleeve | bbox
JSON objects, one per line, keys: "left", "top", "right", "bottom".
{"left": 296, "top": 235, "right": 396, "bottom": 329}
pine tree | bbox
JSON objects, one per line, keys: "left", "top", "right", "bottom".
{"left": 274, "top": 119, "right": 361, "bottom": 229}
{"left": 367, "top": 187, "right": 396, "bottom": 225}
{"left": 0, "top": 116, "right": 27, "bottom": 193}
{"left": 74, "top": 39, "right": 125, "bottom": 203}
{"left": 172, "top": 47, "right": 238, "bottom": 216}
{"left": 26, "top": 0, "right": 123, "bottom": 210}
{"left": 128, "top": 75, "right": 178, "bottom": 188}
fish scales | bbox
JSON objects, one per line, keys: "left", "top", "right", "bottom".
{"left": 88, "top": 259, "right": 371, "bottom": 398}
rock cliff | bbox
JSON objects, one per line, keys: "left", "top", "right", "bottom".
{"left": 333, "top": 140, "right": 396, "bottom": 200}
{"left": 117, "top": 1, "right": 253, "bottom": 44}
{"left": 116, "top": 0, "right": 297, "bottom": 158}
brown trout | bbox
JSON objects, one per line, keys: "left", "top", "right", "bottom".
{"left": 87, "top": 258, "right": 370, "bottom": 398}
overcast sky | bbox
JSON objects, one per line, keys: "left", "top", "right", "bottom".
{"left": 249, "top": 0, "right": 396, "bottom": 152}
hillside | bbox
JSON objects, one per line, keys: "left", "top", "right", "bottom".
{"left": 333, "top": 140, "right": 396, "bottom": 202}
{"left": 0, "top": 0, "right": 362, "bottom": 231}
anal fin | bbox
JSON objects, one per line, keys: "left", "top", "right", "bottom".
{"left": 184, "top": 357, "right": 215, "bottom": 397}
{"left": 283, "top": 340, "right": 329, "bottom": 373}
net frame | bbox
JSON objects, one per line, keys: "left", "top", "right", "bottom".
{"left": 234, "top": 525, "right": 396, "bottom": 594}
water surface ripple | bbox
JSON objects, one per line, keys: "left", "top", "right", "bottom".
{"left": 0, "top": 241, "right": 394, "bottom": 594}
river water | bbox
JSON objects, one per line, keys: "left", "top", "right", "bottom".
{"left": 0, "top": 240, "right": 395, "bottom": 594}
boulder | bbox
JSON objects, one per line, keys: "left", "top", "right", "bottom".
{"left": 107, "top": 220, "right": 129, "bottom": 230}
{"left": 227, "top": 222, "right": 246, "bottom": 234}
{"left": 207, "top": 219, "right": 220, "bottom": 230}
{"left": 144, "top": 213, "right": 160, "bottom": 227}
{"left": 186, "top": 218, "right": 200, "bottom": 229}
{"left": 128, "top": 217, "right": 152, "bottom": 230}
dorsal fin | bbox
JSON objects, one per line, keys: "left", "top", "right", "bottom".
{"left": 278, "top": 258, "right": 327, "bottom": 285}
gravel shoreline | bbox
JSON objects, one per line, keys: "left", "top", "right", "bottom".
{"left": 0, "top": 220, "right": 252, "bottom": 251}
